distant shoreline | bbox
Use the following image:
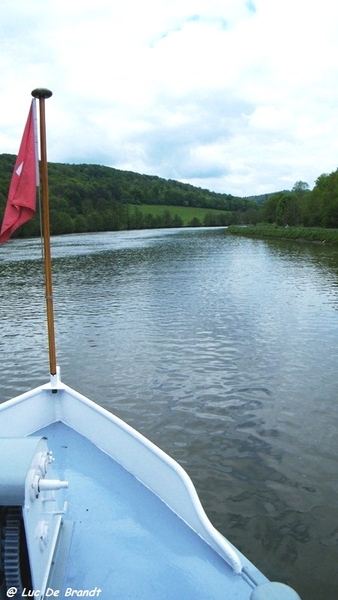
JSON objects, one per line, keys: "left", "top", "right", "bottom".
{"left": 227, "top": 225, "right": 338, "bottom": 246}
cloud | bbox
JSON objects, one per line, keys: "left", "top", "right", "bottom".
{"left": 1, "top": 0, "right": 338, "bottom": 196}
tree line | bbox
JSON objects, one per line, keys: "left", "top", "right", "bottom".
{"left": 0, "top": 154, "right": 260, "bottom": 236}
{"left": 2, "top": 152, "right": 338, "bottom": 236}
{"left": 261, "top": 173, "right": 338, "bottom": 228}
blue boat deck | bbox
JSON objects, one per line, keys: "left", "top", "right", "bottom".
{"left": 34, "top": 421, "right": 256, "bottom": 600}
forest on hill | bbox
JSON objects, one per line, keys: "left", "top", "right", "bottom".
{"left": 0, "top": 154, "right": 259, "bottom": 236}
{"left": 1, "top": 153, "right": 338, "bottom": 236}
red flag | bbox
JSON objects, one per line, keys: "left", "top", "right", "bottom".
{"left": 0, "top": 100, "right": 38, "bottom": 243}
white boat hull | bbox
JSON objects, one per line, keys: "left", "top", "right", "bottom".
{"left": 0, "top": 372, "right": 300, "bottom": 600}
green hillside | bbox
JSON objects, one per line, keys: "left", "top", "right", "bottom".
{"left": 0, "top": 154, "right": 260, "bottom": 237}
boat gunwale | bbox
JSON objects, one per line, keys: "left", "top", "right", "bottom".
{"left": 0, "top": 376, "right": 249, "bottom": 577}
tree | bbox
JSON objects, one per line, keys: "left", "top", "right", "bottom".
{"left": 261, "top": 193, "right": 282, "bottom": 223}
{"left": 50, "top": 210, "right": 74, "bottom": 235}
{"left": 73, "top": 214, "right": 87, "bottom": 233}
{"left": 276, "top": 193, "right": 299, "bottom": 226}
{"left": 303, "top": 172, "right": 335, "bottom": 227}
{"left": 189, "top": 217, "right": 202, "bottom": 227}
{"left": 172, "top": 214, "right": 183, "bottom": 228}
{"left": 245, "top": 207, "right": 260, "bottom": 225}
{"left": 292, "top": 181, "right": 310, "bottom": 195}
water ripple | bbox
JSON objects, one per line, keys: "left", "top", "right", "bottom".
{"left": 1, "top": 230, "right": 338, "bottom": 599}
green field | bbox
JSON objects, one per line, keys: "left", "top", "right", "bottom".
{"left": 130, "top": 204, "right": 230, "bottom": 226}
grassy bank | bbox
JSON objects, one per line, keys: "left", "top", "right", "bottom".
{"left": 228, "top": 225, "right": 338, "bottom": 245}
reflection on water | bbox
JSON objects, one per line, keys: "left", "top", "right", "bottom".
{"left": 1, "top": 228, "right": 338, "bottom": 599}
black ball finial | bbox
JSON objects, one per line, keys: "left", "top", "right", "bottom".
{"left": 31, "top": 88, "right": 53, "bottom": 99}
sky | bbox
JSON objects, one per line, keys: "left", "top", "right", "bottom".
{"left": 1, "top": 0, "right": 338, "bottom": 198}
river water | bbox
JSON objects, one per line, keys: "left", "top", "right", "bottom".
{"left": 1, "top": 227, "right": 338, "bottom": 599}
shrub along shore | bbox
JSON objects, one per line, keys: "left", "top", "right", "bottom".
{"left": 227, "top": 225, "right": 338, "bottom": 245}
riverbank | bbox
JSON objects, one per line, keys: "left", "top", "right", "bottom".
{"left": 228, "top": 225, "right": 338, "bottom": 245}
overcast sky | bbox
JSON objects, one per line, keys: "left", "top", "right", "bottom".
{"left": 1, "top": 0, "right": 338, "bottom": 197}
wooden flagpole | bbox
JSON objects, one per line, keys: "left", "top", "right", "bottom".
{"left": 31, "top": 88, "right": 57, "bottom": 377}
